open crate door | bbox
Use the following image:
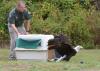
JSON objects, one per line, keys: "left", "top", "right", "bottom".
{"left": 48, "top": 49, "right": 55, "bottom": 60}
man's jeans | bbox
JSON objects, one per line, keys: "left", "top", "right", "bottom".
{"left": 8, "top": 24, "right": 26, "bottom": 59}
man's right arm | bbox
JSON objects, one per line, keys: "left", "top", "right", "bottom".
{"left": 8, "top": 11, "right": 21, "bottom": 35}
{"left": 11, "top": 24, "right": 21, "bottom": 35}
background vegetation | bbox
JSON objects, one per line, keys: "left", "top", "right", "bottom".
{"left": 0, "top": 0, "right": 100, "bottom": 49}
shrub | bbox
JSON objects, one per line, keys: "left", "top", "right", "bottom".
{"left": 0, "top": 0, "right": 99, "bottom": 49}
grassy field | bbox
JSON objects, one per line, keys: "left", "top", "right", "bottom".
{"left": 0, "top": 48, "right": 100, "bottom": 71}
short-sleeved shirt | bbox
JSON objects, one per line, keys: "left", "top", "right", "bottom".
{"left": 8, "top": 8, "right": 31, "bottom": 27}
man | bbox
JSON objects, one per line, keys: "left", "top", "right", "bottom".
{"left": 8, "top": 0, "right": 31, "bottom": 60}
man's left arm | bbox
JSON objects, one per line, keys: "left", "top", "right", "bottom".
{"left": 24, "top": 20, "right": 31, "bottom": 32}
{"left": 24, "top": 10, "right": 32, "bottom": 33}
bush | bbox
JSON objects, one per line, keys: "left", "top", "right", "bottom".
{"left": 29, "top": 0, "right": 96, "bottom": 48}
{"left": 0, "top": 0, "right": 99, "bottom": 49}
{"left": 0, "top": 0, "right": 17, "bottom": 39}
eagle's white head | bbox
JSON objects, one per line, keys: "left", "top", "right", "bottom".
{"left": 74, "top": 45, "right": 83, "bottom": 52}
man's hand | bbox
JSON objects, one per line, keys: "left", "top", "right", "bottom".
{"left": 26, "top": 32, "right": 29, "bottom": 35}
{"left": 17, "top": 32, "right": 28, "bottom": 35}
{"left": 17, "top": 32, "right": 22, "bottom": 35}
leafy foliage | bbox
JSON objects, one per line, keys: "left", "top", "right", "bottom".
{"left": 0, "top": 0, "right": 99, "bottom": 48}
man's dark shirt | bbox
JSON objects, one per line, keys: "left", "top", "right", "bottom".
{"left": 8, "top": 8, "right": 31, "bottom": 27}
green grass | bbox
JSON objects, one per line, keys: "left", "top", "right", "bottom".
{"left": 0, "top": 48, "right": 100, "bottom": 71}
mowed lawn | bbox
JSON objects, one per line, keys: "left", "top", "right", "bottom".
{"left": 0, "top": 48, "right": 100, "bottom": 71}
